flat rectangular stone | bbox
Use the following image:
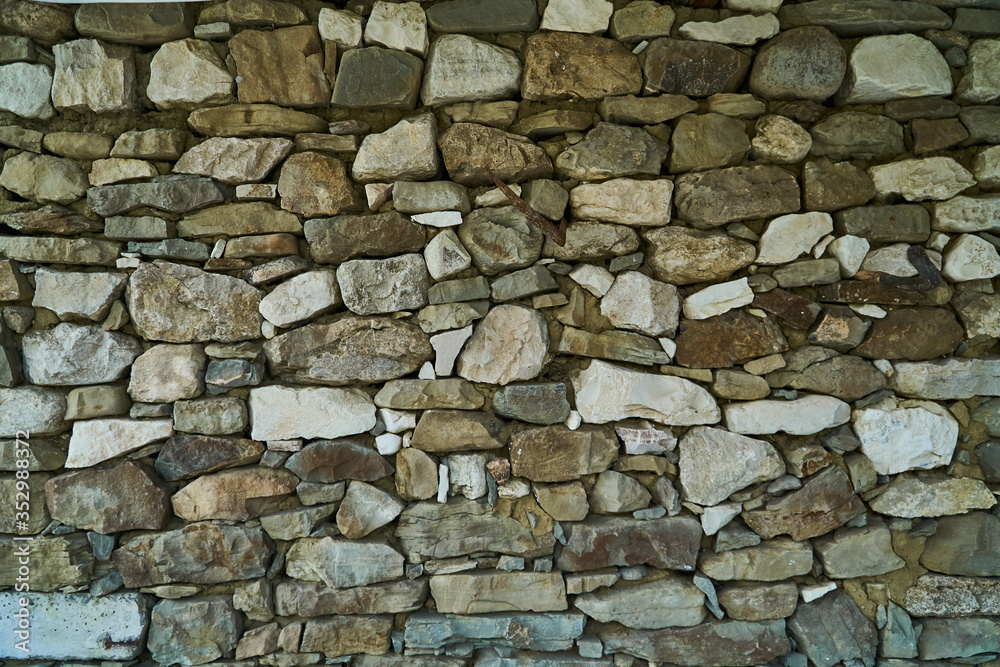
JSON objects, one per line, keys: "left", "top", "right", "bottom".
{"left": 404, "top": 611, "right": 586, "bottom": 653}
{"left": 599, "top": 620, "right": 791, "bottom": 666}
{"left": 905, "top": 574, "right": 1000, "bottom": 616}
{"left": 891, "top": 358, "right": 1000, "bottom": 399}
{"left": 952, "top": 7, "right": 1000, "bottom": 32}
{"left": 0, "top": 237, "right": 120, "bottom": 266}
{"left": 556, "top": 515, "right": 701, "bottom": 572}
{"left": 104, "top": 215, "right": 174, "bottom": 240}
{"left": 430, "top": 572, "right": 568, "bottom": 613}
{"left": 558, "top": 327, "right": 671, "bottom": 366}
{"left": 276, "top": 579, "right": 427, "bottom": 616}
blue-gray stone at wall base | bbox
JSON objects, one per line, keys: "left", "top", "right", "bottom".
{"left": 403, "top": 611, "right": 586, "bottom": 652}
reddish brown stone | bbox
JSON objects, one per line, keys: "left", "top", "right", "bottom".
{"left": 285, "top": 439, "right": 393, "bottom": 483}
{"left": 224, "top": 233, "right": 300, "bottom": 259}
{"left": 743, "top": 466, "right": 865, "bottom": 540}
{"left": 522, "top": 32, "right": 641, "bottom": 101}
{"left": 229, "top": 26, "right": 330, "bottom": 108}
{"left": 675, "top": 310, "right": 788, "bottom": 369}
{"left": 600, "top": 620, "right": 791, "bottom": 666}
{"left": 438, "top": 123, "right": 553, "bottom": 187}
{"left": 278, "top": 152, "right": 362, "bottom": 217}
{"left": 555, "top": 515, "right": 701, "bottom": 572}
{"left": 753, "top": 288, "right": 821, "bottom": 329}
{"left": 155, "top": 435, "right": 265, "bottom": 482}
{"left": 911, "top": 118, "right": 969, "bottom": 155}
{"left": 643, "top": 39, "right": 750, "bottom": 97}
{"left": 816, "top": 281, "right": 921, "bottom": 305}
{"left": 510, "top": 425, "right": 618, "bottom": 482}
{"left": 854, "top": 307, "right": 963, "bottom": 360}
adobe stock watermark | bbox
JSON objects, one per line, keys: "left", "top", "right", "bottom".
{"left": 11, "top": 429, "right": 33, "bottom": 654}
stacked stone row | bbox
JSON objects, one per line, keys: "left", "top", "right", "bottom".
{"left": 1, "top": 0, "right": 1000, "bottom": 664}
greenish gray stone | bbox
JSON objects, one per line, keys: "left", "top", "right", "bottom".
{"left": 0, "top": 35, "right": 35, "bottom": 64}
{"left": 976, "top": 440, "right": 1000, "bottom": 481}
{"left": 0, "top": 532, "right": 93, "bottom": 590}
{"left": 814, "top": 520, "right": 905, "bottom": 578}
{"left": 74, "top": 3, "right": 193, "bottom": 46}
{"left": 834, "top": 205, "right": 930, "bottom": 242}
{"left": 458, "top": 206, "right": 543, "bottom": 276}
{"left": 610, "top": 0, "right": 675, "bottom": 42}
{"left": 149, "top": 597, "right": 242, "bottom": 667}
{"left": 87, "top": 176, "right": 225, "bottom": 216}
{"left": 429, "top": 276, "right": 491, "bottom": 304}
{"left": 332, "top": 46, "right": 423, "bottom": 109}
{"left": 0, "top": 236, "right": 120, "bottom": 266}
{"left": 404, "top": 612, "right": 585, "bottom": 653}
{"left": 674, "top": 166, "right": 800, "bottom": 228}
{"left": 556, "top": 124, "right": 663, "bottom": 181}
{"left": 669, "top": 113, "right": 749, "bottom": 174}
{"left": 104, "top": 215, "right": 174, "bottom": 240}
{"left": 961, "top": 106, "right": 1000, "bottom": 144}
{"left": 773, "top": 258, "right": 841, "bottom": 288}
{"left": 610, "top": 251, "right": 644, "bottom": 272}
{"left": 881, "top": 600, "right": 918, "bottom": 659}
{"left": 426, "top": 0, "right": 537, "bottom": 33}
{"left": 0, "top": 437, "right": 65, "bottom": 471}
{"left": 493, "top": 383, "right": 571, "bottom": 425}
{"left": 178, "top": 202, "right": 302, "bottom": 238}
{"left": 918, "top": 617, "right": 1000, "bottom": 660}
{"left": 127, "top": 239, "right": 210, "bottom": 262}
{"left": 778, "top": 0, "right": 952, "bottom": 36}
{"left": 809, "top": 112, "right": 905, "bottom": 160}
{"left": 521, "top": 179, "right": 569, "bottom": 222}
{"left": 802, "top": 160, "right": 876, "bottom": 212}
{"left": 921, "top": 512, "right": 1000, "bottom": 576}
{"left": 749, "top": 26, "right": 846, "bottom": 102}
{"left": 788, "top": 591, "right": 876, "bottom": 667}
{"left": 490, "top": 266, "right": 558, "bottom": 302}
{"left": 393, "top": 181, "right": 470, "bottom": 214}
{"left": 952, "top": 7, "right": 1000, "bottom": 33}
{"left": 598, "top": 94, "right": 697, "bottom": 125}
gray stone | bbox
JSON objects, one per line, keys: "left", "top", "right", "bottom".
{"left": 394, "top": 181, "right": 470, "bottom": 214}
{"left": 643, "top": 226, "right": 756, "bottom": 284}
{"left": 834, "top": 204, "right": 929, "bottom": 242}
{"left": 814, "top": 519, "right": 905, "bottom": 578}
{"left": 787, "top": 590, "right": 877, "bottom": 667}
{"left": 23, "top": 323, "right": 140, "bottom": 386}
{"left": 88, "top": 176, "right": 224, "bottom": 216}
{"left": 249, "top": 385, "right": 375, "bottom": 441}
{"left": 173, "top": 397, "right": 248, "bottom": 435}
{"left": 127, "top": 344, "right": 206, "bottom": 403}
{"left": 575, "top": 576, "right": 705, "bottom": 629}
{"left": 700, "top": 539, "right": 813, "bottom": 581}
{"left": 810, "top": 112, "right": 905, "bottom": 160}
{"left": 589, "top": 470, "right": 649, "bottom": 513}
{"left": 674, "top": 166, "right": 800, "bottom": 228}
{"left": 128, "top": 238, "right": 209, "bottom": 262}
{"left": 881, "top": 600, "right": 919, "bottom": 658}
{"left": 458, "top": 207, "right": 543, "bottom": 276}
{"left": 779, "top": 0, "right": 951, "bottom": 35}
{"left": 962, "top": 106, "right": 1000, "bottom": 144}
{"left": 105, "top": 215, "right": 174, "bottom": 240}
{"left": 717, "top": 581, "right": 798, "bottom": 621}
{"left": 669, "top": 114, "right": 749, "bottom": 173}
{"left": 45, "top": 461, "right": 171, "bottom": 534}
{"left": 749, "top": 27, "right": 846, "bottom": 101}
{"left": 149, "top": 597, "right": 241, "bottom": 667}
{"left": 679, "top": 426, "right": 784, "bottom": 507}
{"left": 147, "top": 38, "right": 233, "bottom": 110}
{"left": 155, "top": 435, "right": 264, "bottom": 482}
{"left": 491, "top": 266, "right": 558, "bottom": 302}
{"left": 543, "top": 222, "right": 640, "bottom": 262}
{"left": 841, "top": 34, "right": 952, "bottom": 104}
{"left": 404, "top": 611, "right": 585, "bottom": 653}
{"left": 352, "top": 113, "right": 440, "bottom": 184}
{"left": 31, "top": 268, "right": 125, "bottom": 323}
{"left": 337, "top": 254, "right": 429, "bottom": 315}
{"left": 0, "top": 62, "right": 54, "bottom": 119}
{"left": 66, "top": 417, "right": 173, "bottom": 468}
{"left": 891, "top": 358, "right": 1000, "bottom": 399}
{"left": 275, "top": 578, "right": 426, "bottom": 617}
{"left": 286, "top": 537, "right": 404, "bottom": 588}
{"left": 773, "top": 258, "right": 841, "bottom": 288}
{"left": 493, "top": 383, "right": 570, "bottom": 425}
{"left": 422, "top": 35, "right": 520, "bottom": 106}
{"left": 306, "top": 212, "right": 426, "bottom": 265}
{"left": 918, "top": 617, "right": 1000, "bottom": 660}
{"left": 642, "top": 38, "right": 751, "bottom": 98}
{"left": 802, "top": 160, "right": 876, "bottom": 212}
{"left": 0, "top": 152, "right": 87, "bottom": 205}
{"left": 337, "top": 480, "right": 405, "bottom": 539}
{"left": 555, "top": 123, "right": 662, "bottom": 181}
{"left": 426, "top": 0, "right": 537, "bottom": 32}
{"left": 0, "top": 237, "right": 119, "bottom": 267}
{"left": 375, "top": 378, "right": 484, "bottom": 410}
{"left": 332, "top": 46, "right": 423, "bottom": 108}
{"left": 599, "top": 93, "right": 698, "bottom": 125}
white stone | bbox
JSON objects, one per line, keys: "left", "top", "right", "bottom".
{"left": 892, "top": 358, "right": 1000, "bottom": 400}
{"left": 861, "top": 243, "right": 942, "bottom": 278}
{"left": 89, "top": 158, "right": 158, "bottom": 186}
{"left": 724, "top": 395, "right": 851, "bottom": 435}
{"left": 751, "top": 114, "right": 812, "bottom": 164}
{"left": 174, "top": 137, "right": 293, "bottom": 185}
{"left": 756, "top": 212, "right": 834, "bottom": 265}
{"left": 52, "top": 39, "right": 136, "bottom": 113}
{"left": 0, "top": 63, "right": 54, "bottom": 119}
{"left": 869, "top": 157, "right": 975, "bottom": 202}
{"left": 448, "top": 452, "right": 489, "bottom": 500}
{"left": 600, "top": 271, "right": 680, "bottom": 337}
{"left": 566, "top": 410, "right": 582, "bottom": 430}
{"left": 943, "top": 234, "right": 1000, "bottom": 282}
{"left": 32, "top": 268, "right": 126, "bottom": 321}
{"left": 569, "top": 264, "right": 614, "bottom": 297}
{"left": 569, "top": 178, "right": 673, "bottom": 227}
{"left": 957, "top": 39, "right": 1000, "bottom": 104}
{"left": 0, "top": 386, "right": 67, "bottom": 438}
{"left": 128, "top": 343, "right": 206, "bottom": 403}
{"left": 259, "top": 271, "right": 341, "bottom": 328}
{"left": 422, "top": 35, "right": 521, "bottom": 106}
{"left": 431, "top": 325, "right": 473, "bottom": 376}
{"left": 419, "top": 362, "right": 436, "bottom": 380}
{"left": 573, "top": 359, "right": 720, "bottom": 426}
{"left": 211, "top": 240, "right": 226, "bottom": 258}
{"left": 827, "top": 235, "right": 870, "bottom": 278}
{"left": 366, "top": 183, "right": 393, "bottom": 210}
{"left": 0, "top": 592, "right": 148, "bottom": 660}
{"left": 249, "top": 386, "right": 376, "bottom": 441}
{"left": 813, "top": 235, "right": 834, "bottom": 258}
{"left": 541, "top": 0, "right": 613, "bottom": 33}
{"left": 364, "top": 1, "right": 428, "bottom": 56}
{"left": 352, "top": 113, "right": 440, "bottom": 183}
{"left": 682, "top": 278, "right": 754, "bottom": 321}
{"left": 928, "top": 231, "right": 951, "bottom": 253}
{"left": 456, "top": 304, "right": 549, "bottom": 385}
{"left": 933, "top": 195, "right": 1000, "bottom": 233}
{"left": 973, "top": 146, "right": 1000, "bottom": 190}
{"left": 412, "top": 211, "right": 463, "bottom": 227}
{"left": 801, "top": 582, "right": 838, "bottom": 603}
{"left": 869, "top": 474, "right": 996, "bottom": 518}
{"left": 66, "top": 418, "right": 173, "bottom": 468}
{"left": 702, "top": 502, "right": 742, "bottom": 536}
{"left": 379, "top": 408, "right": 416, "bottom": 434}
{"left": 23, "top": 324, "right": 141, "bottom": 386}
{"left": 841, "top": 34, "right": 952, "bottom": 104}
{"left": 678, "top": 13, "right": 779, "bottom": 46}
{"left": 874, "top": 360, "right": 894, "bottom": 376}
{"left": 679, "top": 426, "right": 785, "bottom": 506}
{"left": 318, "top": 8, "right": 364, "bottom": 50}
{"left": 375, "top": 433, "right": 402, "bottom": 455}
{"left": 853, "top": 396, "right": 958, "bottom": 476}
{"left": 853, "top": 304, "right": 886, "bottom": 318}
{"left": 616, "top": 421, "right": 676, "bottom": 455}
{"left": 424, "top": 229, "right": 472, "bottom": 281}
{"left": 725, "top": 0, "right": 782, "bottom": 10}
{"left": 476, "top": 184, "right": 521, "bottom": 208}
{"left": 437, "top": 462, "right": 449, "bottom": 502}
{"left": 147, "top": 39, "right": 234, "bottom": 110}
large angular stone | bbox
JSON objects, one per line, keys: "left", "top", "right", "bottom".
{"left": 0, "top": 152, "right": 87, "bottom": 205}
{"left": 439, "top": 123, "right": 552, "bottom": 186}
{"left": 674, "top": 165, "right": 799, "bottom": 228}
{"left": 510, "top": 425, "right": 618, "bottom": 482}
{"left": 810, "top": 112, "right": 904, "bottom": 161}
{"left": 45, "top": 461, "right": 171, "bottom": 534}
{"left": 410, "top": 410, "right": 504, "bottom": 452}
{"left": 457, "top": 206, "right": 543, "bottom": 275}
{"left": 456, "top": 304, "right": 548, "bottom": 385}
{"left": 701, "top": 539, "right": 814, "bottom": 581}
{"left": 556, "top": 515, "right": 701, "bottom": 571}
{"left": 0, "top": 205, "right": 102, "bottom": 235}
{"left": 556, "top": 123, "right": 662, "bottom": 181}
{"left": 23, "top": 323, "right": 140, "bottom": 386}
{"left": 229, "top": 26, "right": 329, "bottom": 107}
{"left": 600, "top": 271, "right": 680, "bottom": 336}
{"left": 65, "top": 418, "right": 173, "bottom": 468}
{"left": 276, "top": 579, "right": 427, "bottom": 616}
{"left": 0, "top": 387, "right": 67, "bottom": 437}
{"left": 869, "top": 157, "right": 975, "bottom": 202}
{"left": 147, "top": 38, "right": 233, "bottom": 110}
{"left": 404, "top": 612, "right": 585, "bottom": 653}
{"left": 643, "top": 226, "right": 755, "bottom": 285}
{"left": 922, "top": 512, "right": 1000, "bottom": 576}
{"left": 278, "top": 151, "right": 362, "bottom": 217}
{"left": 787, "top": 590, "right": 876, "bottom": 667}
{"left": 52, "top": 39, "right": 136, "bottom": 113}
{"left": 675, "top": 310, "right": 788, "bottom": 369}
{"left": 263, "top": 316, "right": 432, "bottom": 385}
{"left": 431, "top": 572, "right": 567, "bottom": 613}
{"left": 853, "top": 396, "right": 958, "bottom": 475}
{"left": 88, "top": 176, "right": 224, "bottom": 215}
{"left": 352, "top": 113, "right": 440, "bottom": 183}
{"left": 31, "top": 268, "right": 126, "bottom": 322}
{"left": 174, "top": 137, "right": 290, "bottom": 184}
{"left": 422, "top": 35, "right": 520, "bottom": 106}
{"left": 814, "top": 519, "right": 905, "bottom": 578}
{"left": 198, "top": 0, "right": 307, "bottom": 27}
{"left": 338, "top": 254, "right": 430, "bottom": 315}
{"left": 670, "top": 113, "right": 749, "bottom": 173}
{"left": 286, "top": 538, "right": 404, "bottom": 588}
{"left": 0, "top": 62, "right": 54, "bottom": 119}
{"left": 679, "top": 427, "right": 784, "bottom": 506}
{"left": 248, "top": 386, "right": 375, "bottom": 441}
{"left": 918, "top": 617, "right": 1000, "bottom": 660}
{"left": 869, "top": 472, "right": 995, "bottom": 518}
{"left": 643, "top": 38, "right": 750, "bottom": 97}
{"left": 856, "top": 307, "right": 961, "bottom": 360}
{"left": 891, "top": 358, "right": 1000, "bottom": 399}
{"left": 332, "top": 46, "right": 423, "bottom": 109}
{"left": 258, "top": 270, "right": 341, "bottom": 328}
{"left": 576, "top": 576, "right": 705, "bottom": 629}
{"left": 743, "top": 466, "right": 865, "bottom": 540}
{"left": 306, "top": 212, "right": 425, "bottom": 264}
{"left": 172, "top": 467, "right": 298, "bottom": 521}
{"left": 128, "top": 343, "right": 206, "bottom": 403}
{"left": 717, "top": 582, "right": 798, "bottom": 621}
{"left": 149, "top": 597, "right": 241, "bottom": 667}
{"left": 154, "top": 435, "right": 264, "bottom": 481}
{"left": 127, "top": 261, "right": 262, "bottom": 343}
{"left": 522, "top": 32, "right": 640, "bottom": 100}
{"left": 749, "top": 27, "right": 845, "bottom": 101}
{"left": 599, "top": 620, "right": 790, "bottom": 666}
{"left": 113, "top": 522, "right": 272, "bottom": 587}
{"left": 396, "top": 499, "right": 555, "bottom": 562}
{"left": 300, "top": 615, "right": 393, "bottom": 658}
{"left": 75, "top": 3, "right": 193, "bottom": 46}
{"left": 572, "top": 360, "right": 720, "bottom": 426}
{"left": 493, "top": 383, "right": 571, "bottom": 425}
{"left": 841, "top": 34, "right": 952, "bottom": 104}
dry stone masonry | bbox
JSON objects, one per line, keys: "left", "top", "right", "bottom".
{"left": 0, "top": 0, "right": 999, "bottom": 664}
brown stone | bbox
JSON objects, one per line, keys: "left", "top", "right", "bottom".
{"left": 674, "top": 166, "right": 800, "bottom": 228}
{"left": 171, "top": 467, "right": 299, "bottom": 521}
{"left": 278, "top": 152, "right": 363, "bottom": 217}
{"left": 718, "top": 582, "right": 799, "bottom": 621}
{"left": 643, "top": 227, "right": 756, "bottom": 285}
{"left": 815, "top": 280, "right": 922, "bottom": 305}
{"left": 802, "top": 160, "right": 876, "bottom": 212}
{"left": 675, "top": 310, "right": 789, "bottom": 369}
{"left": 0, "top": 534, "right": 93, "bottom": 592}
{"left": 155, "top": 435, "right": 264, "bottom": 481}
{"left": 438, "top": 123, "right": 553, "bottom": 187}
{"left": 45, "top": 461, "right": 172, "bottom": 534}
{"left": 178, "top": 202, "right": 302, "bottom": 238}
{"left": 643, "top": 38, "right": 751, "bottom": 97}
{"left": 854, "top": 308, "right": 963, "bottom": 360}
{"left": 767, "top": 355, "right": 887, "bottom": 402}
{"left": 410, "top": 410, "right": 505, "bottom": 453}
{"left": 264, "top": 316, "right": 432, "bottom": 385}
{"left": 510, "top": 425, "right": 618, "bottom": 483}
{"left": 188, "top": 103, "right": 328, "bottom": 137}
{"left": 285, "top": 439, "right": 394, "bottom": 483}
{"left": 113, "top": 522, "right": 273, "bottom": 587}
{"left": 0, "top": 205, "right": 102, "bottom": 235}
{"left": 305, "top": 212, "right": 426, "bottom": 265}
{"left": 395, "top": 448, "right": 438, "bottom": 501}
{"left": 911, "top": 118, "right": 969, "bottom": 155}
{"left": 752, "top": 289, "right": 821, "bottom": 329}
{"left": 223, "top": 233, "right": 299, "bottom": 259}
{"left": 75, "top": 3, "right": 194, "bottom": 46}
{"left": 0, "top": 0, "right": 76, "bottom": 48}
{"left": 229, "top": 26, "right": 330, "bottom": 108}
{"left": 807, "top": 306, "right": 868, "bottom": 352}
{"left": 743, "top": 465, "right": 865, "bottom": 540}
{"left": 522, "top": 32, "right": 641, "bottom": 101}
{"left": 300, "top": 616, "right": 392, "bottom": 658}
{"left": 198, "top": 0, "right": 307, "bottom": 27}
{"left": 600, "top": 620, "right": 791, "bottom": 666}
{"left": 555, "top": 515, "right": 701, "bottom": 572}
{"left": 276, "top": 579, "right": 427, "bottom": 616}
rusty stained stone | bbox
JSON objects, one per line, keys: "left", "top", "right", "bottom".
{"left": 600, "top": 619, "right": 791, "bottom": 666}
{"left": 510, "top": 425, "right": 619, "bottom": 482}
{"left": 752, "top": 288, "right": 821, "bottom": 329}
{"left": 674, "top": 309, "right": 789, "bottom": 369}
{"left": 555, "top": 515, "right": 702, "bottom": 572}
{"left": 521, "top": 32, "right": 642, "bottom": 101}
{"left": 743, "top": 465, "right": 865, "bottom": 540}
{"left": 853, "top": 307, "right": 963, "bottom": 361}
{"left": 642, "top": 39, "right": 751, "bottom": 98}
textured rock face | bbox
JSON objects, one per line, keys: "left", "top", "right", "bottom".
{"left": 456, "top": 304, "right": 548, "bottom": 385}
{"left": 229, "top": 26, "right": 329, "bottom": 107}
{"left": 248, "top": 385, "right": 375, "bottom": 441}
{"left": 147, "top": 39, "right": 234, "bottom": 110}
{"left": 45, "top": 461, "right": 172, "bottom": 533}
{"left": 52, "top": 39, "right": 136, "bottom": 113}
{"left": 679, "top": 427, "right": 784, "bottom": 506}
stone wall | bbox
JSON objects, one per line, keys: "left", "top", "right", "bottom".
{"left": 1, "top": 0, "right": 1000, "bottom": 663}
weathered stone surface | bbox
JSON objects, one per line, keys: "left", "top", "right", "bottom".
{"left": 680, "top": 13, "right": 779, "bottom": 45}
{"left": 643, "top": 38, "right": 751, "bottom": 97}
{"left": 410, "top": 410, "right": 504, "bottom": 452}
{"left": 31, "top": 268, "right": 126, "bottom": 322}
{"left": 422, "top": 35, "right": 520, "bottom": 106}
{"left": 869, "top": 157, "right": 975, "bottom": 201}
{"left": 922, "top": 512, "right": 1000, "bottom": 576}
{"left": 600, "top": 271, "right": 679, "bottom": 336}
{"left": 456, "top": 304, "right": 548, "bottom": 385}
{"left": 258, "top": 270, "right": 340, "bottom": 328}
{"left": 644, "top": 226, "right": 755, "bottom": 285}
{"left": 332, "top": 46, "right": 423, "bottom": 109}
{"left": 353, "top": 113, "right": 440, "bottom": 183}
{"left": 439, "top": 123, "right": 552, "bottom": 186}
{"left": 841, "top": 34, "right": 952, "bottom": 104}
{"left": 431, "top": 572, "right": 567, "bottom": 614}
{"left": 395, "top": 448, "right": 438, "bottom": 501}
{"left": 674, "top": 165, "right": 799, "bottom": 228}
{"left": 426, "top": 0, "right": 537, "bottom": 33}
{"left": 555, "top": 515, "right": 701, "bottom": 571}
{"left": 187, "top": 103, "right": 326, "bottom": 137}
{"left": 286, "top": 538, "right": 404, "bottom": 588}
{"left": 576, "top": 576, "right": 705, "bottom": 629}
{"left": 0, "top": 387, "right": 65, "bottom": 438}
{"left": 905, "top": 574, "right": 1000, "bottom": 616}
{"left": 198, "top": 0, "right": 306, "bottom": 27}
{"left": 570, "top": 178, "right": 672, "bottom": 227}
{"left": 725, "top": 394, "right": 850, "bottom": 436}
{"left": 278, "top": 152, "right": 362, "bottom": 217}
{"left": 337, "top": 480, "right": 405, "bottom": 539}
{"left": 556, "top": 123, "right": 662, "bottom": 181}
{"left": 934, "top": 194, "right": 1000, "bottom": 234}
{"left": 814, "top": 519, "right": 905, "bottom": 578}
{"left": 277, "top": 579, "right": 426, "bottom": 617}
{"left": 718, "top": 582, "right": 798, "bottom": 620}
{"left": 670, "top": 113, "right": 749, "bottom": 173}
{"left": 173, "top": 137, "right": 290, "bottom": 184}
{"left": 803, "top": 160, "right": 876, "bottom": 211}
{"left": 943, "top": 233, "right": 1000, "bottom": 282}
{"left": 853, "top": 308, "right": 962, "bottom": 360}
{"left": 155, "top": 435, "right": 263, "bottom": 481}
{"left": 264, "top": 316, "right": 431, "bottom": 385}
{"left": 679, "top": 427, "right": 784, "bottom": 506}
{"left": 0, "top": 237, "right": 119, "bottom": 268}
{"left": 147, "top": 38, "right": 233, "bottom": 110}
{"left": 23, "top": 323, "right": 140, "bottom": 386}
{"left": 149, "top": 597, "right": 241, "bottom": 667}
{"left": 0, "top": 62, "right": 54, "bottom": 119}
{"left": 522, "top": 32, "right": 640, "bottom": 101}
{"left": 599, "top": 620, "right": 791, "bottom": 666}
{"left": 573, "top": 360, "right": 720, "bottom": 426}
{"left": 787, "top": 590, "right": 876, "bottom": 667}
{"left": 338, "top": 254, "right": 430, "bottom": 315}
{"left": 558, "top": 326, "right": 670, "bottom": 366}
{"left": 405, "top": 611, "right": 585, "bottom": 653}
{"left": 396, "top": 499, "right": 555, "bottom": 562}
{"left": 743, "top": 465, "right": 865, "bottom": 539}
{"left": 0, "top": 205, "right": 101, "bottom": 236}
{"left": 52, "top": 39, "right": 136, "bottom": 113}
{"left": 919, "top": 617, "right": 1000, "bottom": 660}
{"left": 306, "top": 212, "right": 425, "bottom": 265}
{"left": 810, "top": 112, "right": 904, "bottom": 161}
{"left": 127, "top": 343, "right": 206, "bottom": 403}
{"left": 835, "top": 204, "right": 929, "bottom": 243}
{"left": 749, "top": 26, "right": 845, "bottom": 101}
{"left": 510, "top": 425, "right": 617, "bottom": 482}
{"left": 45, "top": 461, "right": 171, "bottom": 533}
{"left": 75, "top": 3, "right": 193, "bottom": 46}
{"left": 249, "top": 386, "right": 375, "bottom": 441}
{"left": 285, "top": 439, "right": 391, "bottom": 484}
{"left": 66, "top": 418, "right": 172, "bottom": 468}
{"left": 891, "top": 358, "right": 1000, "bottom": 399}
{"left": 88, "top": 176, "right": 224, "bottom": 215}
{"left": 869, "top": 472, "right": 995, "bottom": 517}
{"left": 675, "top": 310, "right": 788, "bottom": 369}
{"left": 757, "top": 212, "right": 833, "bottom": 264}
{"left": 0, "top": 152, "right": 87, "bottom": 205}
{"left": 375, "top": 379, "right": 483, "bottom": 411}
{"left": 229, "top": 26, "right": 328, "bottom": 107}
{"left": 492, "top": 383, "right": 570, "bottom": 425}
{"left": 127, "top": 261, "right": 262, "bottom": 343}
{"left": 172, "top": 466, "right": 298, "bottom": 521}
{"left": 778, "top": 0, "right": 950, "bottom": 34}
{"left": 114, "top": 522, "right": 272, "bottom": 587}
{"left": 458, "top": 206, "right": 543, "bottom": 275}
